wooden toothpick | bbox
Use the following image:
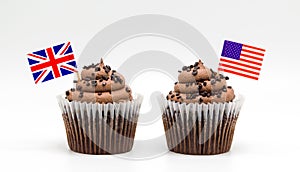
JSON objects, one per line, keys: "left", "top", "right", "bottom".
{"left": 76, "top": 71, "right": 81, "bottom": 81}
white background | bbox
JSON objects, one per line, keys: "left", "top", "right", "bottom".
{"left": 1, "top": 0, "right": 300, "bottom": 171}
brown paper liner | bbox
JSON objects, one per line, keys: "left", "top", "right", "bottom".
{"left": 162, "top": 110, "right": 239, "bottom": 155}
{"left": 62, "top": 111, "right": 139, "bottom": 155}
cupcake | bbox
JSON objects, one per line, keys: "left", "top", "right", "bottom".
{"left": 57, "top": 58, "right": 142, "bottom": 154}
{"left": 161, "top": 59, "right": 244, "bottom": 155}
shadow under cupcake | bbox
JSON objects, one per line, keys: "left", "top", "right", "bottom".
{"left": 57, "top": 59, "right": 142, "bottom": 155}
{"left": 161, "top": 59, "right": 244, "bottom": 155}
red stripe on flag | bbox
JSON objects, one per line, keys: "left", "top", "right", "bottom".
{"left": 218, "top": 68, "right": 259, "bottom": 80}
{"left": 240, "top": 58, "right": 262, "bottom": 66}
{"left": 240, "top": 53, "right": 263, "bottom": 61}
{"left": 60, "top": 65, "right": 77, "bottom": 73}
{"left": 60, "top": 42, "right": 70, "bottom": 55}
{"left": 27, "top": 53, "right": 47, "bottom": 60}
{"left": 220, "top": 58, "right": 261, "bottom": 70}
{"left": 241, "top": 48, "right": 264, "bottom": 56}
{"left": 46, "top": 48, "right": 61, "bottom": 78}
{"left": 35, "top": 70, "right": 47, "bottom": 84}
{"left": 243, "top": 44, "right": 265, "bottom": 52}
{"left": 219, "top": 63, "right": 260, "bottom": 75}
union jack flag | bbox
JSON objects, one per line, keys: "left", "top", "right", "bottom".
{"left": 27, "top": 42, "right": 77, "bottom": 84}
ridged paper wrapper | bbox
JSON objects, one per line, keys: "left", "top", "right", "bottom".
{"left": 57, "top": 94, "right": 143, "bottom": 155}
{"left": 160, "top": 94, "right": 244, "bottom": 155}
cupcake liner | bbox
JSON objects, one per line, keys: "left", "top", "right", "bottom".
{"left": 160, "top": 94, "right": 244, "bottom": 155}
{"left": 57, "top": 94, "right": 143, "bottom": 155}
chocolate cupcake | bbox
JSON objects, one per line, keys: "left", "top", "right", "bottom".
{"left": 57, "top": 58, "right": 142, "bottom": 154}
{"left": 161, "top": 59, "right": 244, "bottom": 155}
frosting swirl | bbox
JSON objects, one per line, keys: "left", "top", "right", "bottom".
{"left": 166, "top": 60, "right": 235, "bottom": 104}
{"left": 66, "top": 59, "right": 132, "bottom": 103}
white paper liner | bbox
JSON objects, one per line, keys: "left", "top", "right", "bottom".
{"left": 57, "top": 94, "right": 143, "bottom": 154}
{"left": 160, "top": 93, "right": 244, "bottom": 155}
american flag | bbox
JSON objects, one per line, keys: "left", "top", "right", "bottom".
{"left": 27, "top": 42, "right": 77, "bottom": 84}
{"left": 218, "top": 40, "right": 265, "bottom": 80}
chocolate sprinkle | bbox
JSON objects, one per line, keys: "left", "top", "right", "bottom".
{"left": 227, "top": 86, "right": 232, "bottom": 89}
{"left": 70, "top": 88, "right": 75, "bottom": 92}
{"left": 203, "top": 81, "right": 207, "bottom": 86}
{"left": 211, "top": 79, "right": 216, "bottom": 85}
{"left": 169, "top": 91, "right": 172, "bottom": 94}
{"left": 171, "top": 95, "right": 175, "bottom": 98}
{"left": 91, "top": 80, "right": 97, "bottom": 87}
{"left": 98, "top": 92, "right": 102, "bottom": 96}
{"left": 95, "top": 67, "right": 100, "bottom": 71}
{"left": 222, "top": 86, "right": 227, "bottom": 92}
{"left": 65, "top": 91, "right": 70, "bottom": 96}
{"left": 198, "top": 85, "right": 202, "bottom": 90}
{"left": 73, "top": 80, "right": 78, "bottom": 83}
{"left": 225, "top": 76, "right": 229, "bottom": 80}
{"left": 106, "top": 65, "right": 111, "bottom": 70}
{"left": 201, "top": 91, "right": 207, "bottom": 97}
{"left": 102, "top": 82, "right": 106, "bottom": 86}
{"left": 125, "top": 87, "right": 131, "bottom": 93}
{"left": 199, "top": 98, "right": 203, "bottom": 103}
{"left": 102, "top": 76, "right": 109, "bottom": 81}
{"left": 192, "top": 70, "right": 198, "bottom": 76}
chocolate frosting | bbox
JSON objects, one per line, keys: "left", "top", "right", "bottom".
{"left": 66, "top": 59, "right": 132, "bottom": 103}
{"left": 166, "top": 60, "right": 235, "bottom": 104}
